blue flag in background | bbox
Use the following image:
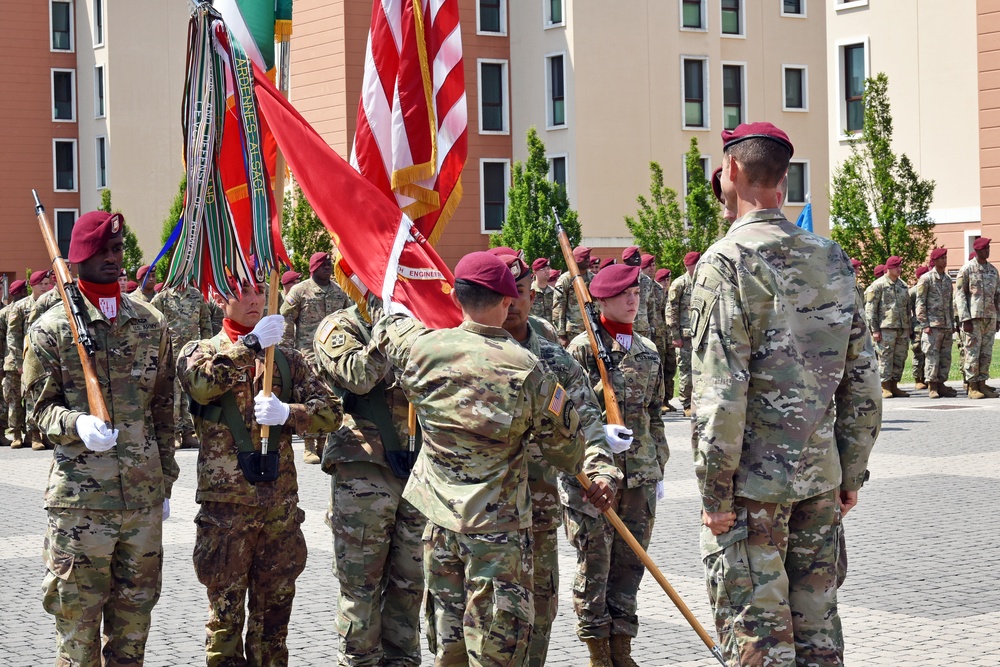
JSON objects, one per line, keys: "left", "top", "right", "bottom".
{"left": 796, "top": 202, "right": 813, "bottom": 232}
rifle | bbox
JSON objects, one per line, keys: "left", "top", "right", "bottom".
{"left": 552, "top": 207, "right": 726, "bottom": 665}
{"left": 32, "top": 190, "right": 112, "bottom": 426}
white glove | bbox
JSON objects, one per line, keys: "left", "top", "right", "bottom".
{"left": 247, "top": 314, "right": 285, "bottom": 349}
{"left": 656, "top": 480, "right": 666, "bottom": 501}
{"left": 76, "top": 414, "right": 118, "bottom": 452}
{"left": 162, "top": 499, "right": 170, "bottom": 521}
{"left": 603, "top": 424, "right": 634, "bottom": 454}
{"left": 254, "top": 391, "right": 291, "bottom": 426}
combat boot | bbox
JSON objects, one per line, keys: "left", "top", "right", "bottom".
{"left": 981, "top": 382, "right": 999, "bottom": 398}
{"left": 683, "top": 408, "right": 692, "bottom": 417}
{"left": 30, "top": 430, "right": 46, "bottom": 451}
{"left": 584, "top": 638, "right": 613, "bottom": 667}
{"left": 609, "top": 635, "right": 641, "bottom": 667}
{"left": 9, "top": 431, "right": 23, "bottom": 449}
{"left": 303, "top": 437, "right": 321, "bottom": 464}
{"left": 928, "top": 382, "right": 941, "bottom": 399}
{"left": 939, "top": 383, "right": 958, "bottom": 397}
{"left": 914, "top": 380, "right": 927, "bottom": 390}
{"left": 968, "top": 381, "right": 986, "bottom": 400}
{"left": 890, "top": 381, "right": 910, "bottom": 398}
{"left": 881, "top": 381, "right": 893, "bottom": 399}
{"left": 661, "top": 402, "right": 675, "bottom": 413}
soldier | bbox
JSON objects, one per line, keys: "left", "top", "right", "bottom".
{"left": 281, "top": 251, "right": 351, "bottom": 464}
{"left": 916, "top": 248, "right": 957, "bottom": 399}
{"left": 955, "top": 237, "right": 1000, "bottom": 399}
{"left": 652, "top": 267, "right": 676, "bottom": 412}
{"left": 152, "top": 279, "right": 214, "bottom": 448}
{"left": 693, "top": 122, "right": 881, "bottom": 666}
{"left": 866, "top": 256, "right": 912, "bottom": 399}
{"left": 6, "top": 269, "right": 55, "bottom": 450}
{"left": 0, "top": 279, "right": 27, "bottom": 446}
{"left": 24, "top": 210, "right": 177, "bottom": 666}
{"left": 598, "top": 257, "right": 616, "bottom": 272}
{"left": 910, "top": 266, "right": 930, "bottom": 390}
{"left": 132, "top": 265, "right": 156, "bottom": 303}
{"left": 117, "top": 269, "right": 129, "bottom": 293}
{"left": 178, "top": 277, "right": 343, "bottom": 666}
{"left": 530, "top": 257, "right": 555, "bottom": 322}
{"left": 554, "top": 246, "right": 594, "bottom": 346}
{"left": 281, "top": 269, "right": 301, "bottom": 296}
{"left": 850, "top": 258, "right": 865, "bottom": 303}
{"left": 371, "top": 252, "right": 589, "bottom": 667}
{"left": 620, "top": 247, "right": 652, "bottom": 339}
{"left": 873, "top": 264, "right": 886, "bottom": 280}
{"left": 666, "top": 251, "right": 699, "bottom": 416}
{"left": 312, "top": 301, "right": 425, "bottom": 667}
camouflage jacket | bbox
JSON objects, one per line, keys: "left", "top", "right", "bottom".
{"left": 666, "top": 272, "right": 694, "bottom": 341}
{"left": 529, "top": 315, "right": 559, "bottom": 343}
{"left": 0, "top": 302, "right": 10, "bottom": 368}
{"left": 313, "top": 306, "right": 408, "bottom": 470}
{"left": 865, "top": 275, "right": 911, "bottom": 331}
{"left": 530, "top": 283, "right": 555, "bottom": 323}
{"left": 634, "top": 272, "right": 656, "bottom": 335}
{"left": 690, "top": 209, "right": 882, "bottom": 513}
{"left": 915, "top": 270, "right": 954, "bottom": 330}
{"left": 4, "top": 295, "right": 35, "bottom": 371}
{"left": 151, "top": 285, "right": 213, "bottom": 352}
{"left": 178, "top": 330, "right": 343, "bottom": 507}
{"left": 24, "top": 294, "right": 178, "bottom": 510}
{"left": 280, "top": 277, "right": 351, "bottom": 354}
{"left": 28, "top": 289, "right": 64, "bottom": 329}
{"left": 955, "top": 260, "right": 1000, "bottom": 322}
{"left": 207, "top": 300, "right": 224, "bottom": 335}
{"left": 130, "top": 289, "right": 153, "bottom": 304}
{"left": 553, "top": 271, "right": 592, "bottom": 337}
{"left": 372, "top": 317, "right": 586, "bottom": 533}
{"left": 568, "top": 325, "right": 667, "bottom": 489}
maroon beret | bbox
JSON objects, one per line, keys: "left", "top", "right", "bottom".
{"left": 915, "top": 266, "right": 930, "bottom": 279}
{"left": 970, "top": 251, "right": 976, "bottom": 260}
{"left": 722, "top": 121, "right": 794, "bottom": 157}
{"left": 873, "top": 264, "right": 886, "bottom": 277}
{"left": 154, "top": 282, "right": 164, "bottom": 292}
{"left": 531, "top": 257, "right": 550, "bottom": 272}
{"left": 974, "top": 237, "right": 991, "bottom": 251}
{"left": 489, "top": 246, "right": 519, "bottom": 257}
{"left": 309, "top": 251, "right": 330, "bottom": 273}
{"left": 573, "top": 246, "right": 591, "bottom": 263}
{"left": 590, "top": 264, "right": 640, "bottom": 299}
{"left": 9, "top": 279, "right": 26, "bottom": 294}
{"left": 599, "top": 258, "right": 617, "bottom": 271}
{"left": 136, "top": 265, "right": 151, "bottom": 281}
{"left": 29, "top": 270, "right": 50, "bottom": 286}
{"left": 885, "top": 256, "right": 903, "bottom": 270}
{"left": 929, "top": 248, "right": 947, "bottom": 261}
{"left": 850, "top": 258, "right": 862, "bottom": 271}
{"left": 683, "top": 251, "right": 701, "bottom": 267}
{"left": 67, "top": 211, "right": 124, "bottom": 263}
{"left": 590, "top": 257, "right": 601, "bottom": 267}
{"left": 454, "top": 251, "right": 518, "bottom": 298}
{"left": 496, "top": 253, "right": 531, "bottom": 282}
{"left": 281, "top": 270, "right": 301, "bottom": 286}
{"left": 654, "top": 268, "right": 670, "bottom": 282}
{"left": 549, "top": 268, "right": 561, "bottom": 281}
{"left": 621, "top": 246, "right": 641, "bottom": 265}
{"left": 126, "top": 280, "right": 139, "bottom": 292}
{"left": 640, "top": 253, "right": 655, "bottom": 269}
{"left": 711, "top": 167, "right": 724, "bottom": 203}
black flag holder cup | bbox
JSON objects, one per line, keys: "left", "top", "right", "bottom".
{"left": 238, "top": 450, "right": 280, "bottom": 484}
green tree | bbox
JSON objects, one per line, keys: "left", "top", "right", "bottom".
{"left": 683, "top": 139, "right": 726, "bottom": 251}
{"left": 99, "top": 189, "right": 143, "bottom": 277}
{"left": 281, "top": 181, "right": 331, "bottom": 274}
{"left": 830, "top": 73, "right": 936, "bottom": 283}
{"left": 490, "top": 127, "right": 581, "bottom": 269}
{"left": 156, "top": 175, "right": 186, "bottom": 283}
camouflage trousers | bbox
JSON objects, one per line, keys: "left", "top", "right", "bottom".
{"left": 528, "top": 528, "right": 559, "bottom": 667}
{"left": 876, "top": 328, "right": 908, "bottom": 382}
{"left": 910, "top": 334, "right": 925, "bottom": 383}
{"left": 702, "top": 490, "right": 844, "bottom": 667}
{"left": 193, "top": 501, "right": 307, "bottom": 667}
{"left": 329, "top": 462, "right": 424, "bottom": 667}
{"left": 423, "top": 523, "right": 534, "bottom": 667}
{"left": 921, "top": 327, "right": 953, "bottom": 383}
{"left": 3, "top": 371, "right": 24, "bottom": 436}
{"left": 657, "top": 336, "right": 676, "bottom": 400}
{"left": 563, "top": 485, "right": 656, "bottom": 639}
{"left": 42, "top": 505, "right": 163, "bottom": 667}
{"left": 962, "top": 317, "right": 997, "bottom": 382}
{"left": 677, "top": 339, "right": 692, "bottom": 409}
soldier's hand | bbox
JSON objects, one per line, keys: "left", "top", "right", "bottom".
{"left": 249, "top": 314, "right": 286, "bottom": 349}
{"left": 76, "top": 415, "right": 118, "bottom": 452}
{"left": 672, "top": 339, "right": 683, "bottom": 348}
{"left": 603, "top": 424, "right": 633, "bottom": 453}
{"left": 702, "top": 510, "right": 737, "bottom": 536}
{"left": 963, "top": 321, "right": 974, "bottom": 333}
{"left": 656, "top": 480, "right": 666, "bottom": 501}
{"left": 871, "top": 330, "right": 882, "bottom": 343}
{"left": 162, "top": 499, "right": 171, "bottom": 521}
{"left": 254, "top": 391, "right": 291, "bottom": 426}
{"left": 583, "top": 476, "right": 616, "bottom": 513}
{"left": 839, "top": 490, "right": 859, "bottom": 517}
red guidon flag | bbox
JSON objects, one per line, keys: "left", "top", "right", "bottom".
{"left": 251, "top": 64, "right": 461, "bottom": 328}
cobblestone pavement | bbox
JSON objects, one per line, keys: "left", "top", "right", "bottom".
{"left": 2, "top": 381, "right": 998, "bottom": 665}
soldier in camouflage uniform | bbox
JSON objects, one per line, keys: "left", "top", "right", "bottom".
{"left": 620, "top": 247, "right": 656, "bottom": 343}
{"left": 281, "top": 251, "right": 351, "bottom": 463}
{"left": 567, "top": 263, "right": 668, "bottom": 667}
{"left": 693, "top": 123, "right": 881, "bottom": 667}
{"left": 131, "top": 265, "right": 156, "bottom": 304}
{"left": 312, "top": 303, "right": 425, "bottom": 667}
{"left": 666, "top": 251, "right": 699, "bottom": 416}
{"left": 530, "top": 257, "right": 555, "bottom": 323}
{"left": 371, "top": 252, "right": 588, "bottom": 667}
{"left": 865, "top": 255, "right": 912, "bottom": 398}
{"left": 652, "top": 268, "right": 676, "bottom": 411}
{"left": 23, "top": 211, "right": 178, "bottom": 666}
{"left": 956, "top": 237, "right": 1000, "bottom": 399}
{"left": 916, "top": 248, "right": 956, "bottom": 399}
{"left": 178, "top": 278, "right": 343, "bottom": 666}
{"left": 0, "top": 280, "right": 27, "bottom": 445}
{"left": 909, "top": 266, "right": 930, "bottom": 389}
{"left": 553, "top": 246, "right": 594, "bottom": 346}
{"left": 152, "top": 280, "right": 214, "bottom": 448}
{"left": 6, "top": 269, "right": 55, "bottom": 450}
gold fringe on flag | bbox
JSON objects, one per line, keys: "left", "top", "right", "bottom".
{"left": 274, "top": 20, "right": 293, "bottom": 39}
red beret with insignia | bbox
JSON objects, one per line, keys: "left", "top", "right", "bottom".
{"left": 683, "top": 251, "right": 701, "bottom": 267}
{"left": 573, "top": 246, "right": 591, "bottom": 263}
{"left": 621, "top": 246, "right": 641, "bottom": 265}
{"left": 496, "top": 253, "right": 531, "bottom": 282}
{"left": 885, "top": 256, "right": 903, "bottom": 269}
{"left": 654, "top": 268, "right": 670, "bottom": 282}
{"left": 640, "top": 253, "right": 655, "bottom": 269}
{"left": 915, "top": 266, "right": 929, "bottom": 279}
{"left": 874, "top": 264, "right": 886, "bottom": 277}
{"left": 454, "top": 251, "right": 518, "bottom": 298}
{"left": 531, "top": 257, "right": 550, "bottom": 272}
{"left": 9, "top": 279, "right": 26, "bottom": 294}
{"left": 67, "top": 211, "right": 124, "bottom": 263}
{"left": 590, "top": 264, "right": 640, "bottom": 299}
{"left": 929, "top": 248, "right": 947, "bottom": 261}
{"left": 974, "top": 237, "right": 991, "bottom": 251}
{"left": 309, "top": 252, "right": 331, "bottom": 273}
{"left": 711, "top": 167, "right": 724, "bottom": 203}
{"left": 722, "top": 121, "right": 794, "bottom": 157}
{"left": 489, "top": 246, "right": 518, "bottom": 257}
{"left": 281, "top": 270, "right": 301, "bottom": 286}
{"left": 29, "top": 270, "right": 50, "bottom": 286}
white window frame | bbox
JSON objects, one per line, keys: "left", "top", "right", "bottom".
{"left": 479, "top": 158, "right": 511, "bottom": 234}
{"left": 95, "top": 136, "right": 108, "bottom": 189}
{"left": 837, "top": 37, "right": 870, "bottom": 140}
{"left": 836, "top": 0, "right": 869, "bottom": 11}
{"left": 780, "top": 0, "right": 807, "bottom": 18}
{"left": 965, "top": 230, "right": 982, "bottom": 259}
{"left": 51, "top": 68, "right": 76, "bottom": 122}
{"left": 548, "top": 152, "right": 569, "bottom": 191}
{"left": 93, "top": 0, "right": 104, "bottom": 47}
{"left": 53, "top": 138, "right": 79, "bottom": 193}
{"left": 785, "top": 159, "right": 810, "bottom": 205}
{"left": 545, "top": 51, "right": 568, "bottom": 130}
{"left": 49, "top": 0, "right": 74, "bottom": 53}
{"left": 680, "top": 55, "right": 710, "bottom": 131}
{"left": 682, "top": 154, "right": 712, "bottom": 199}
{"left": 720, "top": 60, "right": 747, "bottom": 131}
{"left": 477, "top": 59, "right": 510, "bottom": 135}
{"left": 53, "top": 209, "right": 79, "bottom": 256}
{"left": 475, "top": 0, "right": 507, "bottom": 36}
{"left": 678, "top": 0, "right": 707, "bottom": 32}
{"left": 719, "top": 0, "right": 746, "bottom": 39}
{"left": 782, "top": 64, "right": 808, "bottom": 112}
{"left": 544, "top": 0, "right": 566, "bottom": 29}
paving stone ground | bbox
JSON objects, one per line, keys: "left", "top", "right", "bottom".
{"left": 1, "top": 381, "right": 997, "bottom": 665}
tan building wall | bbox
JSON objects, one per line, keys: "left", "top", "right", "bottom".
{"left": 980, "top": 0, "right": 1000, "bottom": 255}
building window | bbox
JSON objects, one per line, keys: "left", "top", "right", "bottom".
{"left": 783, "top": 66, "right": 807, "bottom": 111}
{"left": 478, "top": 60, "right": 508, "bottom": 134}
{"left": 844, "top": 43, "right": 866, "bottom": 133}
{"left": 94, "top": 66, "right": 105, "bottom": 118}
{"left": 722, "top": 64, "right": 744, "bottom": 130}
{"left": 54, "top": 139, "right": 77, "bottom": 192}
{"left": 54, "top": 210, "right": 78, "bottom": 257}
{"left": 836, "top": 0, "right": 869, "bottom": 10}
{"left": 481, "top": 160, "right": 510, "bottom": 232}
{"left": 94, "top": 0, "right": 104, "bottom": 46}
{"left": 547, "top": 0, "right": 564, "bottom": 26}
{"left": 681, "top": 0, "right": 705, "bottom": 30}
{"left": 682, "top": 58, "right": 707, "bottom": 129}
{"left": 782, "top": 0, "right": 805, "bottom": 17}
{"left": 786, "top": 161, "right": 808, "bottom": 204}
{"left": 547, "top": 54, "right": 566, "bottom": 128}
{"left": 51, "top": 0, "right": 73, "bottom": 51}
{"left": 96, "top": 136, "right": 108, "bottom": 189}
{"left": 478, "top": 0, "right": 505, "bottom": 35}
{"left": 721, "top": 0, "right": 742, "bottom": 36}
{"left": 52, "top": 69, "right": 75, "bottom": 121}
{"left": 549, "top": 155, "right": 567, "bottom": 192}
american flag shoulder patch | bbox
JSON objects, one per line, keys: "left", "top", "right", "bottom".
{"left": 547, "top": 384, "right": 567, "bottom": 417}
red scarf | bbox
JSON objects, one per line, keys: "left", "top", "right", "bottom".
{"left": 600, "top": 315, "right": 633, "bottom": 350}
{"left": 77, "top": 279, "right": 121, "bottom": 321}
{"left": 222, "top": 318, "right": 253, "bottom": 343}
